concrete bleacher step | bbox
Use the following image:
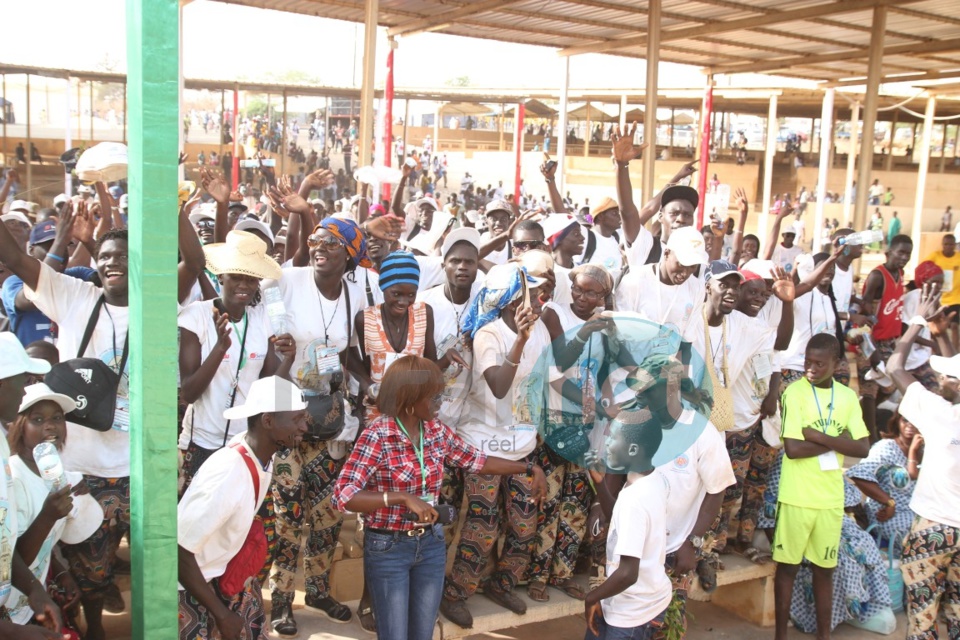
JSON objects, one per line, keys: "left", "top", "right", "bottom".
{"left": 264, "top": 579, "right": 587, "bottom": 640}
{"left": 688, "top": 553, "right": 776, "bottom": 628}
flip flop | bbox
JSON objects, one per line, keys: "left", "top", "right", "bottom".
{"left": 552, "top": 579, "right": 586, "bottom": 601}
{"left": 527, "top": 580, "right": 550, "bottom": 602}
{"left": 357, "top": 603, "right": 376, "bottom": 635}
{"left": 742, "top": 547, "right": 771, "bottom": 565}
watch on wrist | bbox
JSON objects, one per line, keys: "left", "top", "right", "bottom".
{"left": 526, "top": 461, "right": 535, "bottom": 476}
{"left": 687, "top": 534, "right": 704, "bottom": 549}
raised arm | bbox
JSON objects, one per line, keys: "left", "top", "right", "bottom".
{"left": 177, "top": 195, "right": 206, "bottom": 304}
{"left": 540, "top": 155, "right": 567, "bottom": 213}
{"left": 392, "top": 163, "right": 413, "bottom": 217}
{"left": 730, "top": 188, "right": 749, "bottom": 265}
{"left": 762, "top": 202, "right": 794, "bottom": 261}
{"left": 200, "top": 166, "right": 232, "bottom": 244}
{"left": 0, "top": 211, "right": 40, "bottom": 290}
{"left": 611, "top": 124, "right": 643, "bottom": 243}
{"left": 793, "top": 247, "right": 841, "bottom": 298}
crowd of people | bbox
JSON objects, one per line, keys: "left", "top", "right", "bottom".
{"left": 0, "top": 123, "right": 957, "bottom": 640}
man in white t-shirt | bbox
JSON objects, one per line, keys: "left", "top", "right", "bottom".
{"left": 478, "top": 200, "right": 514, "bottom": 266}
{"left": 0, "top": 222, "right": 132, "bottom": 639}
{"left": 584, "top": 404, "right": 672, "bottom": 639}
{"left": 888, "top": 307, "right": 960, "bottom": 640}
{"left": 441, "top": 264, "right": 549, "bottom": 628}
{"left": 0, "top": 334, "right": 67, "bottom": 638}
{"left": 616, "top": 226, "right": 709, "bottom": 358}
{"left": 178, "top": 376, "right": 308, "bottom": 640}
{"left": 770, "top": 230, "right": 802, "bottom": 273}
{"left": 580, "top": 196, "right": 624, "bottom": 279}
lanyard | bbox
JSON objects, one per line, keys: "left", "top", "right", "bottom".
{"left": 809, "top": 380, "right": 834, "bottom": 433}
{"left": 229, "top": 313, "right": 248, "bottom": 371}
{"left": 395, "top": 418, "right": 428, "bottom": 496}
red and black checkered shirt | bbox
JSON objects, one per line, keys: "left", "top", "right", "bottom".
{"left": 333, "top": 416, "right": 486, "bottom": 531}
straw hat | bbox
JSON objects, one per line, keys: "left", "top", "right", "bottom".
{"left": 204, "top": 230, "right": 282, "bottom": 280}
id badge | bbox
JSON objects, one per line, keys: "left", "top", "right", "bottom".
{"left": 113, "top": 396, "right": 131, "bottom": 432}
{"left": 818, "top": 450, "right": 840, "bottom": 471}
{"left": 315, "top": 345, "right": 342, "bottom": 375}
{"left": 753, "top": 353, "right": 773, "bottom": 381}
{"left": 437, "top": 333, "right": 460, "bottom": 355}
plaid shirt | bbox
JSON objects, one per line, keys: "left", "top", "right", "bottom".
{"left": 333, "top": 416, "right": 486, "bottom": 531}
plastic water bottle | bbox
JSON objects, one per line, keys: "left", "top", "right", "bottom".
{"left": 33, "top": 442, "right": 68, "bottom": 490}
{"left": 838, "top": 230, "right": 884, "bottom": 246}
{"left": 263, "top": 286, "right": 287, "bottom": 336}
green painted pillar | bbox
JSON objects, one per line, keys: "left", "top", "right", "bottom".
{"left": 126, "top": 0, "right": 180, "bottom": 637}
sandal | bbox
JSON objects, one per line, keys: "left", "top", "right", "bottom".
{"left": 552, "top": 578, "right": 586, "bottom": 601}
{"left": 696, "top": 557, "right": 719, "bottom": 594}
{"left": 357, "top": 603, "right": 376, "bottom": 635}
{"left": 527, "top": 580, "right": 549, "bottom": 602}
{"left": 742, "top": 547, "right": 771, "bottom": 565}
{"left": 589, "top": 565, "right": 606, "bottom": 590}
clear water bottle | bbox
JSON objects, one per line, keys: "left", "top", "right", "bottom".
{"left": 263, "top": 286, "right": 287, "bottom": 336}
{"left": 33, "top": 442, "right": 68, "bottom": 490}
{"left": 838, "top": 230, "right": 884, "bottom": 246}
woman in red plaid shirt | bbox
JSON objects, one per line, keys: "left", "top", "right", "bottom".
{"left": 333, "top": 355, "right": 546, "bottom": 640}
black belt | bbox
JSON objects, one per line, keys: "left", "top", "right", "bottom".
{"left": 366, "top": 526, "right": 432, "bottom": 538}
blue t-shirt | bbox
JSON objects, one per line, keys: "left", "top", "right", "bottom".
{"left": 1, "top": 267, "right": 97, "bottom": 346}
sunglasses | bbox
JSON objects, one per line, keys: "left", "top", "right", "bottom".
{"left": 307, "top": 233, "right": 344, "bottom": 250}
{"left": 195, "top": 220, "right": 215, "bottom": 230}
{"left": 513, "top": 240, "right": 546, "bottom": 252}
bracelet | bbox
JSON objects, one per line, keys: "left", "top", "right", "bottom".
{"left": 908, "top": 315, "right": 928, "bottom": 328}
{"left": 544, "top": 178, "right": 554, "bottom": 183}
{"left": 383, "top": 491, "right": 389, "bottom": 508}
{"left": 526, "top": 461, "right": 535, "bottom": 476}
{"left": 574, "top": 334, "right": 587, "bottom": 344}
{"left": 504, "top": 355, "right": 519, "bottom": 367}
{"left": 54, "top": 571, "right": 69, "bottom": 582}
{"left": 733, "top": 229, "right": 743, "bottom": 235}
{"left": 908, "top": 458, "right": 919, "bottom": 463}
{"left": 47, "top": 253, "right": 65, "bottom": 263}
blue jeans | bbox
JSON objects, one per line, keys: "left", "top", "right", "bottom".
{"left": 585, "top": 608, "right": 667, "bottom": 640}
{"left": 364, "top": 525, "right": 446, "bottom": 640}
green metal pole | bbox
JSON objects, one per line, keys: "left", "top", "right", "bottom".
{"left": 126, "top": 0, "right": 180, "bottom": 638}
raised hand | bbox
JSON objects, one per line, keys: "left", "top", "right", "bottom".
{"left": 213, "top": 310, "right": 233, "bottom": 355}
{"left": 676, "top": 157, "right": 700, "bottom": 180}
{"left": 72, "top": 200, "right": 97, "bottom": 246}
{"left": 200, "top": 166, "right": 231, "bottom": 204}
{"left": 611, "top": 123, "right": 643, "bottom": 165}
{"left": 364, "top": 215, "right": 403, "bottom": 242}
{"left": 771, "top": 265, "right": 796, "bottom": 303}
{"left": 540, "top": 154, "right": 558, "bottom": 180}
{"left": 735, "top": 187, "right": 749, "bottom": 215}
{"left": 304, "top": 167, "right": 335, "bottom": 191}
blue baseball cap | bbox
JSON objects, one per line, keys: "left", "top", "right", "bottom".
{"left": 29, "top": 219, "right": 57, "bottom": 246}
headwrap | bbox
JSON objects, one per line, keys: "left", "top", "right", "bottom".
{"left": 914, "top": 260, "right": 943, "bottom": 289}
{"left": 314, "top": 217, "right": 372, "bottom": 270}
{"left": 461, "top": 263, "right": 537, "bottom": 338}
{"left": 378, "top": 251, "right": 420, "bottom": 291}
{"left": 569, "top": 264, "right": 615, "bottom": 296}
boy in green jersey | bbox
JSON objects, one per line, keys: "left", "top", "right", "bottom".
{"left": 773, "top": 334, "right": 870, "bottom": 640}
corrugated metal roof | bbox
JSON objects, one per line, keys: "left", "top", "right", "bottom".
{"left": 215, "top": 0, "right": 960, "bottom": 84}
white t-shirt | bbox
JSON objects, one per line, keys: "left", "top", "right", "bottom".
{"left": 459, "top": 318, "right": 550, "bottom": 460}
{"left": 553, "top": 265, "right": 573, "bottom": 305}
{"left": 24, "top": 262, "right": 131, "bottom": 478}
{"left": 623, "top": 225, "right": 656, "bottom": 269}
{"left": 178, "top": 435, "right": 272, "bottom": 584}
{"left": 271, "top": 266, "right": 366, "bottom": 395}
{"left": 480, "top": 232, "right": 510, "bottom": 266}
{"left": 615, "top": 263, "right": 705, "bottom": 357}
{"left": 901, "top": 290, "right": 932, "bottom": 371}
{"left": 782, "top": 289, "right": 836, "bottom": 371}
{"left": 898, "top": 382, "right": 960, "bottom": 528}
{"left": 725, "top": 311, "right": 777, "bottom": 431}
{"left": 417, "top": 281, "right": 483, "bottom": 428}
{"left": 600, "top": 471, "right": 672, "bottom": 627}
{"left": 832, "top": 263, "right": 854, "bottom": 315}
{"left": 7, "top": 460, "right": 97, "bottom": 623}
{"left": 654, "top": 411, "right": 735, "bottom": 553}
{"left": 0, "top": 438, "right": 17, "bottom": 607}
{"left": 579, "top": 230, "right": 623, "bottom": 279}
{"left": 771, "top": 244, "right": 803, "bottom": 273}
{"left": 416, "top": 255, "right": 445, "bottom": 291}
{"left": 349, "top": 267, "right": 383, "bottom": 306}
{"left": 177, "top": 301, "right": 274, "bottom": 451}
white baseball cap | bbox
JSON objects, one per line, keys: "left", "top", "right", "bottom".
{"left": 1, "top": 212, "right": 30, "bottom": 226}
{"left": 223, "top": 376, "right": 308, "bottom": 420}
{"left": 235, "top": 218, "right": 275, "bottom": 245}
{"left": 53, "top": 193, "right": 69, "bottom": 207}
{"left": 930, "top": 354, "right": 960, "bottom": 380}
{"left": 8, "top": 200, "right": 35, "bottom": 214}
{"left": 441, "top": 227, "right": 481, "bottom": 258}
{"left": 665, "top": 226, "right": 709, "bottom": 267}
{"left": 0, "top": 334, "right": 52, "bottom": 380}
{"left": 18, "top": 382, "right": 78, "bottom": 414}
{"left": 741, "top": 259, "right": 775, "bottom": 280}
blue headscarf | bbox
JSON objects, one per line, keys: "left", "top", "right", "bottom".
{"left": 461, "top": 263, "right": 537, "bottom": 339}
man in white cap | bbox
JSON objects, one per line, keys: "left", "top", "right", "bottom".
{"left": 2, "top": 202, "right": 32, "bottom": 251}
{"left": 887, "top": 292, "right": 960, "bottom": 640}
{"left": 0, "top": 333, "right": 66, "bottom": 639}
{"left": 478, "top": 199, "right": 514, "bottom": 266}
{"left": 580, "top": 196, "right": 625, "bottom": 279}
{"left": 178, "top": 376, "right": 308, "bottom": 640}
{"left": 616, "top": 226, "right": 709, "bottom": 357}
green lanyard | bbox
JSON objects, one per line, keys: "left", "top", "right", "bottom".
{"left": 229, "top": 313, "right": 248, "bottom": 371}
{"left": 809, "top": 380, "right": 834, "bottom": 433}
{"left": 395, "top": 417, "right": 428, "bottom": 496}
